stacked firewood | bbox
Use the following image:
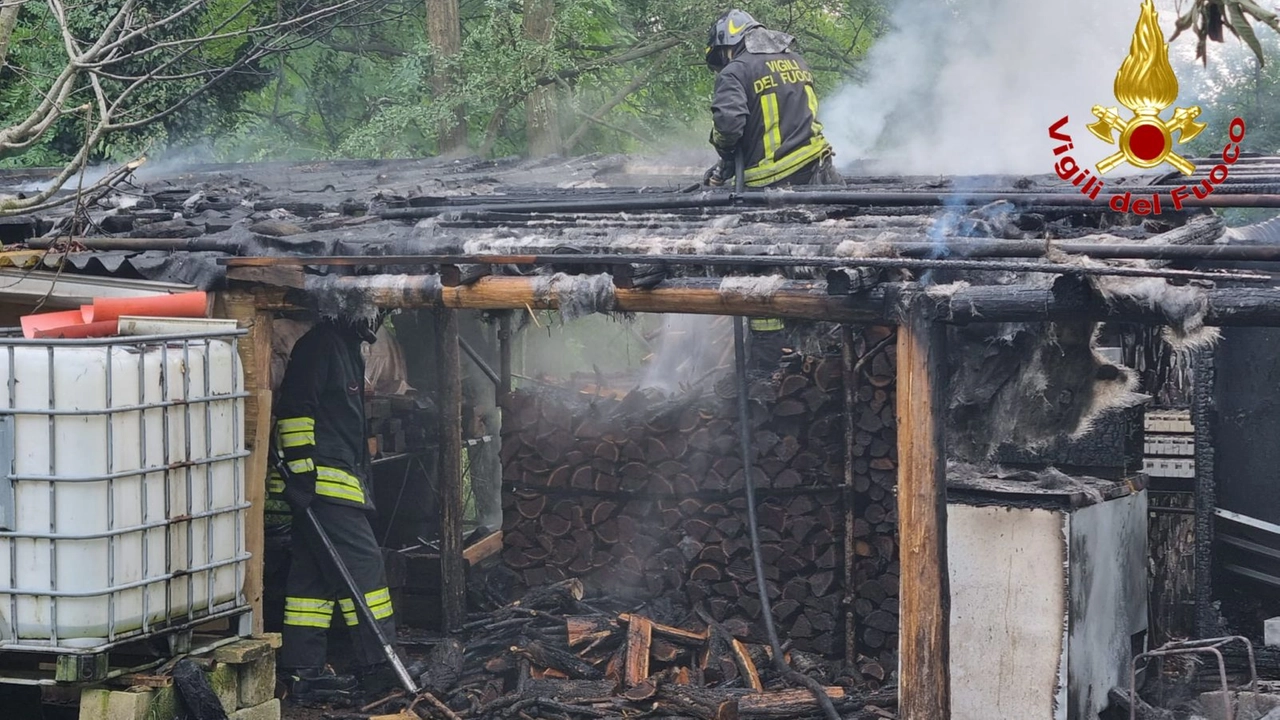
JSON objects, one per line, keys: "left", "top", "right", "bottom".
{"left": 500, "top": 327, "right": 899, "bottom": 669}
{"left": 845, "top": 328, "right": 900, "bottom": 681}
{"left": 359, "top": 579, "right": 898, "bottom": 720}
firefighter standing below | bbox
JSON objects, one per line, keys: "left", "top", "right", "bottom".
{"left": 274, "top": 317, "right": 413, "bottom": 704}
{"left": 702, "top": 10, "right": 838, "bottom": 369}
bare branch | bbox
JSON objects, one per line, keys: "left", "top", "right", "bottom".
{"left": 0, "top": 0, "right": 389, "bottom": 216}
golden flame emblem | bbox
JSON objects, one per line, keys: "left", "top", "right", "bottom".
{"left": 1088, "top": 0, "right": 1206, "bottom": 175}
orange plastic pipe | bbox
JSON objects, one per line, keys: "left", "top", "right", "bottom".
{"left": 81, "top": 291, "right": 207, "bottom": 323}
{"left": 21, "top": 309, "right": 85, "bottom": 339}
{"left": 34, "top": 320, "right": 118, "bottom": 339}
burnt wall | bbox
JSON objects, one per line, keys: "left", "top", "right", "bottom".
{"left": 499, "top": 327, "right": 899, "bottom": 672}
{"left": 1213, "top": 327, "right": 1280, "bottom": 525}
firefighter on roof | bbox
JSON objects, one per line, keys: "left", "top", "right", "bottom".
{"left": 274, "top": 315, "right": 417, "bottom": 704}
{"left": 703, "top": 10, "right": 838, "bottom": 363}
{"left": 702, "top": 9, "right": 840, "bottom": 189}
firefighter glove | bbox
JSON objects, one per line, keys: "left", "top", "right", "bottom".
{"left": 283, "top": 471, "right": 316, "bottom": 510}
{"left": 703, "top": 162, "right": 727, "bottom": 187}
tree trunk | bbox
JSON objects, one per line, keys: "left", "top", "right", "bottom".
{"left": 426, "top": 0, "right": 467, "bottom": 153}
{"left": 523, "top": 0, "right": 559, "bottom": 157}
{"left": 0, "top": 1, "right": 23, "bottom": 70}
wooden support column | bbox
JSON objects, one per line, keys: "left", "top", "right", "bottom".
{"left": 217, "top": 289, "right": 277, "bottom": 636}
{"left": 437, "top": 308, "right": 466, "bottom": 632}
{"left": 895, "top": 298, "right": 950, "bottom": 720}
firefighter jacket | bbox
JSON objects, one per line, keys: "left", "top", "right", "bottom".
{"left": 710, "top": 29, "right": 832, "bottom": 188}
{"left": 274, "top": 323, "right": 374, "bottom": 511}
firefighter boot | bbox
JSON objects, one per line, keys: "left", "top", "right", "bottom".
{"left": 282, "top": 666, "right": 358, "bottom": 706}
{"left": 356, "top": 658, "right": 428, "bottom": 699}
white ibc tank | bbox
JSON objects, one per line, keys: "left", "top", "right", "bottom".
{"left": 0, "top": 333, "right": 248, "bottom": 651}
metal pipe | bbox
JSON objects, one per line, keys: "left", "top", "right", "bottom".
{"left": 218, "top": 241, "right": 1280, "bottom": 264}
{"left": 378, "top": 190, "right": 1280, "bottom": 219}
{"left": 27, "top": 236, "right": 238, "bottom": 252}
{"left": 458, "top": 336, "right": 501, "bottom": 389}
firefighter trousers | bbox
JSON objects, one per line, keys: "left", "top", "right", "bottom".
{"left": 280, "top": 501, "right": 395, "bottom": 671}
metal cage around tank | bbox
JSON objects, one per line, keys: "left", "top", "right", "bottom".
{"left": 0, "top": 330, "right": 251, "bottom": 658}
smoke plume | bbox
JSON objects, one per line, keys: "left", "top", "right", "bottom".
{"left": 821, "top": 0, "right": 1203, "bottom": 176}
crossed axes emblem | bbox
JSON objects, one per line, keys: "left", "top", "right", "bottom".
{"left": 1087, "top": 105, "right": 1207, "bottom": 175}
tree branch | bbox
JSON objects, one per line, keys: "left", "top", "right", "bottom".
{"left": 563, "top": 49, "right": 668, "bottom": 152}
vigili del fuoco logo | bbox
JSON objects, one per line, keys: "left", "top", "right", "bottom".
{"left": 1047, "top": 0, "right": 1246, "bottom": 215}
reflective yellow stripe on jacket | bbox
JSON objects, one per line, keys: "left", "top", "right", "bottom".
{"left": 276, "top": 417, "right": 316, "bottom": 449}
{"left": 315, "top": 466, "right": 366, "bottom": 505}
{"left": 744, "top": 134, "right": 830, "bottom": 187}
{"left": 760, "top": 93, "right": 782, "bottom": 164}
{"left": 750, "top": 318, "right": 785, "bottom": 332}
{"left": 265, "top": 470, "right": 292, "bottom": 525}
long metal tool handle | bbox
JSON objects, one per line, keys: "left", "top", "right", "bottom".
{"left": 301, "top": 506, "right": 421, "bottom": 695}
{"left": 734, "top": 147, "right": 745, "bottom": 195}
{"left": 270, "top": 445, "right": 420, "bottom": 695}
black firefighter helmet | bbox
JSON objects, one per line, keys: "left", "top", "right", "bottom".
{"left": 705, "top": 9, "right": 762, "bottom": 71}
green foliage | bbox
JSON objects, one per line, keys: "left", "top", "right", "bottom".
{"left": 1172, "top": 0, "right": 1280, "bottom": 67}
{"left": 207, "top": 0, "right": 889, "bottom": 161}
{"left": 5, "top": 0, "right": 890, "bottom": 169}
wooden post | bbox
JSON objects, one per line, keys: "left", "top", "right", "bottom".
{"left": 437, "top": 308, "right": 466, "bottom": 632}
{"left": 895, "top": 298, "right": 950, "bottom": 719}
{"left": 840, "top": 325, "right": 859, "bottom": 671}
{"left": 217, "top": 289, "right": 276, "bottom": 636}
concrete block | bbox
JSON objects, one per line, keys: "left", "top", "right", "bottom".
{"left": 78, "top": 687, "right": 152, "bottom": 720}
{"left": 237, "top": 653, "right": 277, "bottom": 709}
{"left": 230, "top": 698, "right": 280, "bottom": 720}
{"left": 210, "top": 662, "right": 239, "bottom": 715}
{"left": 213, "top": 638, "right": 274, "bottom": 665}
{"left": 252, "top": 632, "right": 283, "bottom": 650}
{"left": 1266, "top": 617, "right": 1280, "bottom": 647}
{"left": 144, "top": 687, "right": 179, "bottom": 720}
{"left": 1198, "top": 691, "right": 1280, "bottom": 720}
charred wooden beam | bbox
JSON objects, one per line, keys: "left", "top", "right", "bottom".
{"left": 327, "top": 275, "right": 893, "bottom": 323}
{"left": 826, "top": 267, "right": 883, "bottom": 295}
{"left": 440, "top": 263, "right": 491, "bottom": 287}
{"left": 376, "top": 190, "right": 1280, "bottom": 219}
{"left": 896, "top": 295, "right": 950, "bottom": 720}
{"left": 232, "top": 252, "right": 1263, "bottom": 283}
{"left": 313, "top": 274, "right": 1280, "bottom": 328}
{"left": 612, "top": 263, "right": 667, "bottom": 290}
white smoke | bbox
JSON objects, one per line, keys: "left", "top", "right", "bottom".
{"left": 821, "top": 0, "right": 1212, "bottom": 176}
{"left": 639, "top": 314, "right": 732, "bottom": 392}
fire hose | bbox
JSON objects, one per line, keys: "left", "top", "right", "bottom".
{"left": 731, "top": 144, "right": 840, "bottom": 720}
{"left": 732, "top": 316, "right": 842, "bottom": 720}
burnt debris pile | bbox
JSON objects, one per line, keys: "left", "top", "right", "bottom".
{"left": 365, "top": 579, "right": 896, "bottom": 720}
